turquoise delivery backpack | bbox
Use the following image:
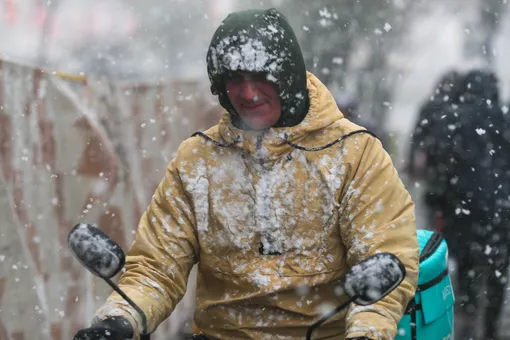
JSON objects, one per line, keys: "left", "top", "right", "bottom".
{"left": 395, "top": 229, "right": 455, "bottom": 340}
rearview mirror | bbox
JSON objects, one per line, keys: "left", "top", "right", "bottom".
{"left": 306, "top": 252, "right": 406, "bottom": 340}
{"left": 344, "top": 252, "right": 406, "bottom": 305}
{"left": 67, "top": 223, "right": 125, "bottom": 279}
{"left": 68, "top": 223, "right": 150, "bottom": 338}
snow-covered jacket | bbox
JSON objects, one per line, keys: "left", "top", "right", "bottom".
{"left": 94, "top": 72, "right": 419, "bottom": 340}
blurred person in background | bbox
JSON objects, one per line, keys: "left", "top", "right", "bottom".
{"left": 407, "top": 71, "right": 465, "bottom": 231}
{"left": 408, "top": 71, "right": 464, "bottom": 181}
{"left": 73, "top": 8, "right": 419, "bottom": 340}
{"left": 427, "top": 69, "right": 510, "bottom": 340}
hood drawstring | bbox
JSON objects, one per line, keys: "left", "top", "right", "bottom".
{"left": 283, "top": 129, "right": 378, "bottom": 151}
{"left": 191, "top": 129, "right": 378, "bottom": 152}
{"left": 191, "top": 131, "right": 240, "bottom": 148}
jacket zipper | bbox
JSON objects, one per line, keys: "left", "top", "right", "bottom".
{"left": 256, "top": 133, "right": 265, "bottom": 166}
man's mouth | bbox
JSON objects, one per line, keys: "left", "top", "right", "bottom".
{"left": 242, "top": 101, "right": 265, "bottom": 109}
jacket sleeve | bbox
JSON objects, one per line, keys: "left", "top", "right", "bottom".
{"left": 340, "top": 135, "right": 419, "bottom": 340}
{"left": 92, "top": 155, "right": 199, "bottom": 338}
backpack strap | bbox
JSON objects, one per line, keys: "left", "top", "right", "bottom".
{"left": 417, "top": 232, "right": 448, "bottom": 291}
{"left": 418, "top": 268, "right": 449, "bottom": 291}
{"left": 419, "top": 232, "right": 443, "bottom": 262}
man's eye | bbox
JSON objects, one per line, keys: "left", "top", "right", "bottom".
{"left": 228, "top": 78, "right": 243, "bottom": 87}
{"left": 228, "top": 74, "right": 244, "bottom": 82}
{"left": 252, "top": 74, "right": 267, "bottom": 82}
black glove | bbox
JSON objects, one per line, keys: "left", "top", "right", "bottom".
{"left": 73, "top": 316, "right": 134, "bottom": 340}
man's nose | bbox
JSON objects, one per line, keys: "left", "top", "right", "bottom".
{"left": 239, "top": 80, "right": 258, "bottom": 100}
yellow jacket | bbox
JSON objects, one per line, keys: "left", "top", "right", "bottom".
{"left": 94, "top": 73, "right": 419, "bottom": 339}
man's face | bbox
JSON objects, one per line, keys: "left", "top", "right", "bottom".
{"left": 225, "top": 73, "right": 281, "bottom": 130}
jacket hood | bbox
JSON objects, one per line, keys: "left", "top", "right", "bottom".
{"left": 206, "top": 8, "right": 308, "bottom": 129}
{"left": 430, "top": 71, "right": 464, "bottom": 104}
{"left": 461, "top": 69, "right": 499, "bottom": 105}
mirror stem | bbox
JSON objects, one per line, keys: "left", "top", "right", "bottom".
{"left": 305, "top": 297, "right": 354, "bottom": 340}
{"left": 104, "top": 277, "right": 150, "bottom": 338}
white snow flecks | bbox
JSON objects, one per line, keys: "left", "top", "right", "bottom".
{"left": 210, "top": 155, "right": 256, "bottom": 251}
{"left": 222, "top": 39, "right": 270, "bottom": 72}
{"left": 194, "top": 177, "right": 210, "bottom": 232}
{"left": 255, "top": 165, "right": 285, "bottom": 255}
{"left": 476, "top": 128, "right": 486, "bottom": 135}
{"left": 142, "top": 277, "right": 168, "bottom": 298}
{"left": 182, "top": 159, "right": 210, "bottom": 232}
{"left": 249, "top": 270, "right": 272, "bottom": 287}
{"left": 177, "top": 137, "right": 392, "bottom": 281}
{"left": 209, "top": 35, "right": 281, "bottom": 76}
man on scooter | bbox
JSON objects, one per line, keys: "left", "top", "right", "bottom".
{"left": 74, "top": 8, "right": 419, "bottom": 340}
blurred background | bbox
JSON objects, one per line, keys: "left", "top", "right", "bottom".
{"left": 0, "top": 0, "right": 509, "bottom": 339}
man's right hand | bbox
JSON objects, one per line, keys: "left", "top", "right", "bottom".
{"left": 73, "top": 316, "right": 134, "bottom": 340}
